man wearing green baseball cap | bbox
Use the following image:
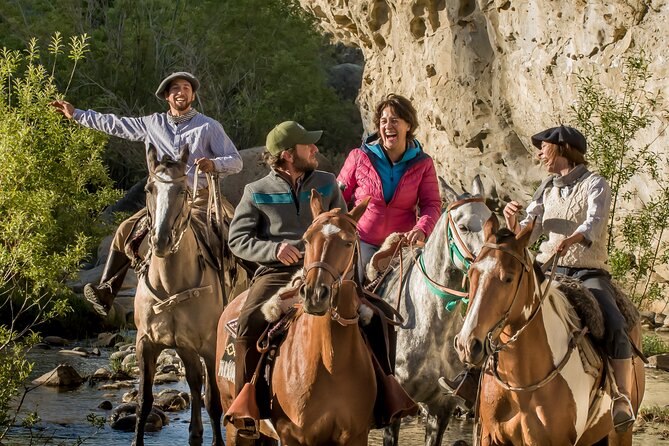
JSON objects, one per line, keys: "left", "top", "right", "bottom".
{"left": 224, "top": 120, "right": 346, "bottom": 437}
{"left": 50, "top": 72, "right": 242, "bottom": 319}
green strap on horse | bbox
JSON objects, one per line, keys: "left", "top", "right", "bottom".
{"left": 418, "top": 253, "right": 469, "bottom": 312}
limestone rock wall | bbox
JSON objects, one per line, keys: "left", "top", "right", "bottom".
{"left": 299, "top": 0, "right": 669, "bottom": 210}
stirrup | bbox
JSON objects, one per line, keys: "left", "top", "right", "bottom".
{"left": 83, "top": 283, "right": 112, "bottom": 318}
{"left": 234, "top": 417, "right": 260, "bottom": 440}
{"left": 612, "top": 393, "right": 635, "bottom": 433}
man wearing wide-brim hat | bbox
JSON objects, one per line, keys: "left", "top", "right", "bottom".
{"left": 50, "top": 72, "right": 242, "bottom": 319}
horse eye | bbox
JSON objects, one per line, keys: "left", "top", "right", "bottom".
{"left": 502, "top": 274, "right": 514, "bottom": 284}
{"left": 458, "top": 224, "right": 468, "bottom": 232}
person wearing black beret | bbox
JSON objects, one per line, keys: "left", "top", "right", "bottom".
{"left": 503, "top": 125, "right": 636, "bottom": 433}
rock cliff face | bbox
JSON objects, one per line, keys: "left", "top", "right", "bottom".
{"left": 299, "top": 0, "right": 669, "bottom": 209}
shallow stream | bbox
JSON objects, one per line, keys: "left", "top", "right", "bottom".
{"left": 4, "top": 334, "right": 668, "bottom": 445}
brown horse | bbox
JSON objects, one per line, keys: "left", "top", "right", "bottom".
{"left": 216, "top": 190, "right": 376, "bottom": 445}
{"left": 455, "top": 216, "right": 645, "bottom": 446}
{"left": 133, "top": 145, "right": 225, "bottom": 446}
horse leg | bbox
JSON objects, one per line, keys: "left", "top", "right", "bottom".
{"left": 202, "top": 349, "right": 224, "bottom": 446}
{"left": 133, "top": 340, "right": 160, "bottom": 446}
{"left": 424, "top": 412, "right": 445, "bottom": 446}
{"left": 382, "top": 419, "right": 400, "bottom": 446}
{"left": 178, "top": 348, "right": 205, "bottom": 446}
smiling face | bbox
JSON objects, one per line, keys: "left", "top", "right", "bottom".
{"left": 379, "top": 106, "right": 411, "bottom": 153}
{"left": 164, "top": 78, "right": 196, "bottom": 116}
{"left": 538, "top": 141, "right": 570, "bottom": 174}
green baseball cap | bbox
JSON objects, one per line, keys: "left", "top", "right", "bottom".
{"left": 266, "top": 121, "right": 322, "bottom": 155}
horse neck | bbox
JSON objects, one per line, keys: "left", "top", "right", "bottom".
{"left": 148, "top": 226, "right": 201, "bottom": 293}
{"left": 498, "top": 271, "right": 573, "bottom": 383}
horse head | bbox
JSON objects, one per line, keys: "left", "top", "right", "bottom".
{"left": 439, "top": 175, "right": 492, "bottom": 271}
{"left": 145, "top": 143, "right": 191, "bottom": 258}
{"left": 455, "top": 215, "right": 537, "bottom": 366}
{"left": 300, "top": 189, "right": 369, "bottom": 316}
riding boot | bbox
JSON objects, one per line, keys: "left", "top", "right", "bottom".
{"left": 438, "top": 368, "right": 481, "bottom": 410}
{"left": 224, "top": 337, "right": 263, "bottom": 439}
{"left": 367, "top": 343, "right": 418, "bottom": 429}
{"left": 83, "top": 249, "right": 130, "bottom": 318}
{"left": 611, "top": 358, "right": 635, "bottom": 432}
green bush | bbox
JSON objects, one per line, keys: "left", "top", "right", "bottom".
{"left": 0, "top": 35, "right": 121, "bottom": 438}
{"left": 642, "top": 334, "right": 669, "bottom": 357}
{"left": 571, "top": 52, "right": 669, "bottom": 307}
{"left": 0, "top": 0, "right": 363, "bottom": 188}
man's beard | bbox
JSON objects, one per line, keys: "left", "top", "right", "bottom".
{"left": 292, "top": 153, "right": 318, "bottom": 172}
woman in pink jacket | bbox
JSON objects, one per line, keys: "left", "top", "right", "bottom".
{"left": 337, "top": 94, "right": 442, "bottom": 270}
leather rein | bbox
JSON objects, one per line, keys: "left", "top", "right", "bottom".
{"left": 300, "top": 211, "right": 361, "bottom": 326}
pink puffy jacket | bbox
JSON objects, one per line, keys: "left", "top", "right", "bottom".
{"left": 337, "top": 144, "right": 442, "bottom": 247}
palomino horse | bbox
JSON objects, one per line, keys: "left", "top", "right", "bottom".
{"left": 373, "top": 176, "right": 492, "bottom": 446}
{"left": 216, "top": 191, "right": 375, "bottom": 445}
{"left": 133, "top": 145, "right": 225, "bottom": 446}
{"left": 455, "top": 216, "right": 645, "bottom": 446}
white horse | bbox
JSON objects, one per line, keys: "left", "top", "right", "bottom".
{"left": 375, "top": 176, "right": 491, "bottom": 446}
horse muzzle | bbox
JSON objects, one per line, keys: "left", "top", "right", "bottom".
{"left": 151, "top": 233, "right": 173, "bottom": 258}
{"left": 454, "top": 333, "right": 487, "bottom": 367}
{"left": 300, "top": 283, "right": 331, "bottom": 316}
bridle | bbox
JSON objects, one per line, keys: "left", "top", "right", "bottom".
{"left": 300, "top": 211, "right": 361, "bottom": 326}
{"left": 475, "top": 241, "right": 578, "bottom": 392}
{"left": 146, "top": 166, "right": 198, "bottom": 255}
{"left": 414, "top": 196, "right": 485, "bottom": 310}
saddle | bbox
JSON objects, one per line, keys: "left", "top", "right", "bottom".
{"left": 366, "top": 232, "right": 406, "bottom": 282}
{"left": 553, "top": 274, "right": 640, "bottom": 341}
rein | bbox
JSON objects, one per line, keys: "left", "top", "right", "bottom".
{"left": 301, "top": 211, "right": 361, "bottom": 326}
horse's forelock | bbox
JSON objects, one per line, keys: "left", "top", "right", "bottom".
{"left": 494, "top": 227, "right": 516, "bottom": 244}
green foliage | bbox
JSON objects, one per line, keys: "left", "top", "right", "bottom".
{"left": 0, "top": 0, "right": 362, "bottom": 188}
{"left": 0, "top": 35, "right": 121, "bottom": 439}
{"left": 571, "top": 52, "right": 669, "bottom": 307}
{"left": 642, "top": 334, "right": 669, "bottom": 357}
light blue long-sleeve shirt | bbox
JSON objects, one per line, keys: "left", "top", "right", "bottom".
{"left": 73, "top": 109, "right": 243, "bottom": 187}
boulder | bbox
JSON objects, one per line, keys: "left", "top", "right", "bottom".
{"left": 32, "top": 364, "right": 84, "bottom": 388}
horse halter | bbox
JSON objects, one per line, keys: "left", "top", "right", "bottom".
{"left": 146, "top": 170, "right": 194, "bottom": 255}
{"left": 477, "top": 241, "right": 536, "bottom": 355}
{"left": 414, "top": 196, "right": 485, "bottom": 309}
{"left": 301, "top": 211, "right": 361, "bottom": 326}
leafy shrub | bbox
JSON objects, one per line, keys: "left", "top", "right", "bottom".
{"left": 571, "top": 52, "right": 669, "bottom": 307}
{"left": 0, "top": 35, "right": 120, "bottom": 438}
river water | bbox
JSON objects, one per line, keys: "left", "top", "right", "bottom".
{"left": 4, "top": 338, "right": 668, "bottom": 445}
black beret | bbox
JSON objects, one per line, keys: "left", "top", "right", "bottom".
{"left": 531, "top": 125, "right": 587, "bottom": 154}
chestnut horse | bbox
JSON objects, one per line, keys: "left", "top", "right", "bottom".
{"left": 216, "top": 191, "right": 375, "bottom": 445}
{"left": 455, "top": 216, "right": 645, "bottom": 446}
{"left": 133, "top": 145, "right": 226, "bottom": 446}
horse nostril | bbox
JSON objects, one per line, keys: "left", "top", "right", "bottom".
{"left": 469, "top": 338, "right": 484, "bottom": 363}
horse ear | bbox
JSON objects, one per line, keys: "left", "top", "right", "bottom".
{"left": 439, "top": 176, "right": 458, "bottom": 205}
{"left": 483, "top": 214, "right": 499, "bottom": 240}
{"left": 471, "top": 175, "right": 484, "bottom": 197}
{"left": 348, "top": 196, "right": 370, "bottom": 223}
{"left": 310, "top": 189, "right": 325, "bottom": 219}
{"left": 179, "top": 144, "right": 190, "bottom": 165}
{"left": 515, "top": 217, "right": 535, "bottom": 247}
{"left": 147, "top": 144, "right": 159, "bottom": 173}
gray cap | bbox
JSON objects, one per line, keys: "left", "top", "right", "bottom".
{"left": 531, "top": 125, "right": 587, "bottom": 154}
{"left": 155, "top": 72, "right": 200, "bottom": 100}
